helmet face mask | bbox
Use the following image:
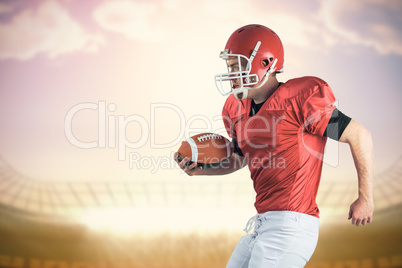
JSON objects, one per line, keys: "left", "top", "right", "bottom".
{"left": 214, "top": 52, "right": 259, "bottom": 99}
{"left": 214, "top": 24, "right": 284, "bottom": 100}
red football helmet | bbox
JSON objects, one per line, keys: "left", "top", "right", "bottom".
{"left": 215, "top": 24, "right": 284, "bottom": 99}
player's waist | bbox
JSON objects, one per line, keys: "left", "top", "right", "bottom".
{"left": 257, "top": 210, "right": 319, "bottom": 223}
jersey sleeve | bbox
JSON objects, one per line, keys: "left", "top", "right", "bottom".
{"left": 301, "top": 80, "right": 336, "bottom": 136}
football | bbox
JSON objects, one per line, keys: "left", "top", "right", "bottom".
{"left": 177, "top": 133, "right": 234, "bottom": 168}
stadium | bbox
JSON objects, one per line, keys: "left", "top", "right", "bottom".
{"left": 0, "top": 155, "right": 401, "bottom": 268}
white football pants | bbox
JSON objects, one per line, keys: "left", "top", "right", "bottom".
{"left": 227, "top": 211, "right": 319, "bottom": 268}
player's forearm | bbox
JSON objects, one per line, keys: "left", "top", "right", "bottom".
{"left": 340, "top": 120, "right": 374, "bottom": 201}
{"left": 198, "top": 153, "right": 247, "bottom": 176}
{"left": 352, "top": 129, "right": 374, "bottom": 201}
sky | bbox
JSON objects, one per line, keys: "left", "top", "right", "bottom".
{"left": 0, "top": 0, "right": 401, "bottom": 232}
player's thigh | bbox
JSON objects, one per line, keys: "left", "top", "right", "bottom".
{"left": 274, "top": 226, "right": 319, "bottom": 268}
{"left": 226, "top": 234, "right": 253, "bottom": 268}
{"left": 248, "top": 219, "right": 319, "bottom": 268}
{"left": 247, "top": 223, "right": 299, "bottom": 268}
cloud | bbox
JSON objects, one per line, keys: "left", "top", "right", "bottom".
{"left": 0, "top": 3, "right": 13, "bottom": 14}
{"left": 201, "top": 0, "right": 402, "bottom": 56}
{"left": 201, "top": 0, "right": 321, "bottom": 50}
{"left": 0, "top": 1, "right": 105, "bottom": 60}
{"left": 320, "top": 0, "right": 402, "bottom": 55}
{"left": 93, "top": 0, "right": 166, "bottom": 42}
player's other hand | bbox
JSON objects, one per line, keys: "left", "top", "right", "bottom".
{"left": 348, "top": 197, "right": 374, "bottom": 227}
{"left": 174, "top": 152, "right": 203, "bottom": 176}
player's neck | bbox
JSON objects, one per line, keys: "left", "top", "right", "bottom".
{"left": 253, "top": 76, "right": 280, "bottom": 104}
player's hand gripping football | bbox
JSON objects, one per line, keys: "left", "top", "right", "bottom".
{"left": 174, "top": 152, "right": 203, "bottom": 176}
{"left": 348, "top": 196, "right": 374, "bottom": 227}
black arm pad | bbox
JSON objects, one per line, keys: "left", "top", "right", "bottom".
{"left": 323, "top": 108, "right": 352, "bottom": 140}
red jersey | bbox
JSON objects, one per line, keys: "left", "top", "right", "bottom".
{"left": 222, "top": 76, "right": 336, "bottom": 218}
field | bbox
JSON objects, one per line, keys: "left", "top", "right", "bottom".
{"left": 0, "top": 158, "right": 401, "bottom": 268}
{"left": 0, "top": 203, "right": 401, "bottom": 268}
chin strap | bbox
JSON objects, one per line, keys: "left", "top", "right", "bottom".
{"left": 234, "top": 88, "right": 248, "bottom": 100}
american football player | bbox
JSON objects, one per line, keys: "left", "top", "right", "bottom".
{"left": 174, "top": 24, "right": 374, "bottom": 267}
